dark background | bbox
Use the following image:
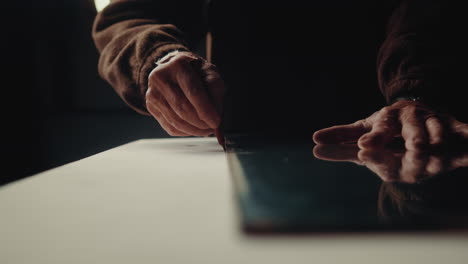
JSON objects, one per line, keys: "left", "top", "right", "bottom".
{"left": 3, "top": 0, "right": 168, "bottom": 185}
{"left": 1, "top": 0, "right": 390, "bottom": 186}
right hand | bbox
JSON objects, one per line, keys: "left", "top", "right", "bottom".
{"left": 146, "top": 51, "right": 225, "bottom": 136}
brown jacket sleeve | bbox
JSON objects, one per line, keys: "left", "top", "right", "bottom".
{"left": 377, "top": 0, "right": 457, "bottom": 107}
{"left": 92, "top": 0, "right": 205, "bottom": 114}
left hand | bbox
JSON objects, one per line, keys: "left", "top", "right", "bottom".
{"left": 313, "top": 100, "right": 468, "bottom": 150}
{"left": 146, "top": 51, "right": 225, "bottom": 137}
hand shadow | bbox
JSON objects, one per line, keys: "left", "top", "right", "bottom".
{"left": 313, "top": 144, "right": 468, "bottom": 184}
{"left": 313, "top": 144, "right": 468, "bottom": 227}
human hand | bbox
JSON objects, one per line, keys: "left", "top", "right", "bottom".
{"left": 146, "top": 51, "right": 225, "bottom": 136}
{"left": 313, "top": 100, "right": 468, "bottom": 150}
{"left": 313, "top": 144, "right": 468, "bottom": 184}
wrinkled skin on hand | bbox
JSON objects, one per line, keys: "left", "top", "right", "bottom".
{"left": 146, "top": 51, "right": 225, "bottom": 136}
{"left": 313, "top": 100, "right": 468, "bottom": 150}
{"left": 313, "top": 144, "right": 468, "bottom": 184}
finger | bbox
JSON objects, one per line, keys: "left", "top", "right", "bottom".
{"left": 358, "top": 107, "right": 399, "bottom": 149}
{"left": 148, "top": 70, "right": 211, "bottom": 130}
{"left": 400, "top": 106, "right": 428, "bottom": 150}
{"left": 400, "top": 150, "right": 427, "bottom": 183}
{"left": 313, "top": 119, "right": 371, "bottom": 144}
{"left": 312, "top": 144, "right": 361, "bottom": 164}
{"left": 425, "top": 116, "right": 444, "bottom": 146}
{"left": 202, "top": 63, "right": 226, "bottom": 114}
{"left": 357, "top": 149, "right": 400, "bottom": 181}
{"left": 146, "top": 102, "right": 190, "bottom": 137}
{"left": 147, "top": 97, "right": 213, "bottom": 136}
{"left": 177, "top": 58, "right": 221, "bottom": 128}
{"left": 451, "top": 119, "right": 468, "bottom": 140}
{"left": 425, "top": 155, "right": 444, "bottom": 176}
{"left": 450, "top": 152, "right": 468, "bottom": 169}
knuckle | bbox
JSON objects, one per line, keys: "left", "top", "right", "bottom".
{"left": 148, "top": 68, "right": 159, "bottom": 80}
{"left": 150, "top": 66, "right": 166, "bottom": 79}
{"left": 360, "top": 118, "right": 372, "bottom": 129}
{"left": 379, "top": 106, "right": 392, "bottom": 116}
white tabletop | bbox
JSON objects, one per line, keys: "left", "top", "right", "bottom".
{"left": 1, "top": 138, "right": 467, "bottom": 264}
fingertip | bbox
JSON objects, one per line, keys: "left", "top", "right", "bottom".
{"left": 312, "top": 144, "right": 324, "bottom": 158}
{"left": 312, "top": 130, "right": 325, "bottom": 144}
{"left": 312, "top": 128, "right": 344, "bottom": 144}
